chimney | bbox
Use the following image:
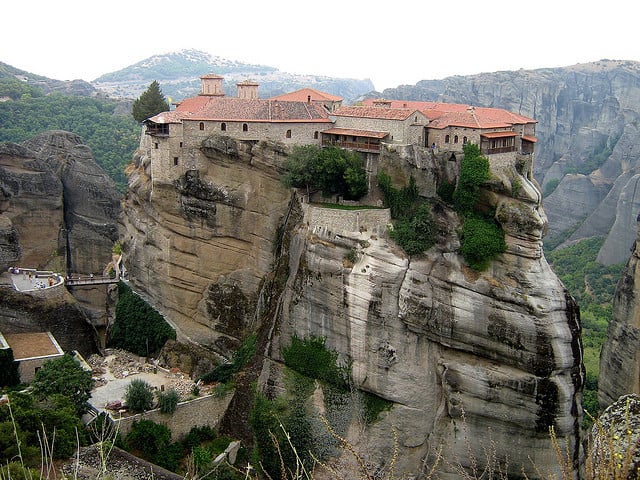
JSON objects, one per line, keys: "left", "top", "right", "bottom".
{"left": 237, "top": 80, "right": 259, "bottom": 99}
{"left": 200, "top": 74, "right": 225, "bottom": 96}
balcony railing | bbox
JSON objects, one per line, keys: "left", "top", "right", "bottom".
{"left": 322, "top": 140, "right": 381, "bottom": 152}
{"left": 482, "top": 146, "right": 516, "bottom": 155}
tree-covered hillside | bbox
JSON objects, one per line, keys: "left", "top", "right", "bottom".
{"left": 0, "top": 80, "right": 138, "bottom": 191}
{"left": 546, "top": 237, "right": 625, "bottom": 418}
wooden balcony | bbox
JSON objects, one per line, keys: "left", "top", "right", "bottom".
{"left": 322, "top": 140, "right": 381, "bottom": 152}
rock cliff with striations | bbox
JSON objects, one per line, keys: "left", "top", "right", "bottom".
{"left": 0, "top": 130, "right": 122, "bottom": 340}
{"left": 599, "top": 217, "right": 640, "bottom": 408}
{"left": 120, "top": 134, "right": 582, "bottom": 478}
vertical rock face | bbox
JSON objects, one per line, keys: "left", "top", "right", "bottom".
{"left": 121, "top": 136, "right": 582, "bottom": 477}
{"left": 271, "top": 147, "right": 582, "bottom": 478}
{"left": 0, "top": 131, "right": 122, "bottom": 329}
{"left": 599, "top": 219, "right": 640, "bottom": 408}
{"left": 119, "top": 138, "right": 292, "bottom": 351}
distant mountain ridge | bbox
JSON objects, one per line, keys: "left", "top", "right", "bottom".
{"left": 92, "top": 48, "right": 375, "bottom": 103}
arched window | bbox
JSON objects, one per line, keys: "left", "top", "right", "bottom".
{"left": 199, "top": 122, "right": 204, "bottom": 131}
{"left": 463, "top": 136, "right": 467, "bottom": 144}
{"left": 242, "top": 123, "right": 248, "bottom": 132}
{"left": 445, "top": 135, "right": 450, "bottom": 143}
{"left": 221, "top": 123, "right": 226, "bottom": 131}
{"left": 314, "top": 131, "right": 319, "bottom": 139}
{"left": 454, "top": 135, "right": 459, "bottom": 143}
{"left": 286, "top": 129, "right": 292, "bottom": 138}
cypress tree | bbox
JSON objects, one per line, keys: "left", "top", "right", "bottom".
{"left": 131, "top": 80, "right": 170, "bottom": 122}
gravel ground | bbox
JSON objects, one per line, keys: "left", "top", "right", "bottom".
{"left": 86, "top": 348, "right": 205, "bottom": 412}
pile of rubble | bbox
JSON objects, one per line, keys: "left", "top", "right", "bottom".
{"left": 87, "top": 348, "right": 201, "bottom": 400}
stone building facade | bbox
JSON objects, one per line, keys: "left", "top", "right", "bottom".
{"left": 143, "top": 74, "right": 537, "bottom": 186}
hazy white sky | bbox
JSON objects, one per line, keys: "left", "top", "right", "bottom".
{"left": 2, "top": 0, "right": 638, "bottom": 91}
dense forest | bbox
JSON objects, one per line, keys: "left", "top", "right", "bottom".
{"left": 0, "top": 76, "right": 139, "bottom": 191}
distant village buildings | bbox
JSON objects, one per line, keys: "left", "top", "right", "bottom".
{"left": 142, "top": 73, "right": 537, "bottom": 184}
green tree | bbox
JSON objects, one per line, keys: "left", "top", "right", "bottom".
{"left": 131, "top": 80, "right": 170, "bottom": 122}
{"left": 282, "top": 145, "right": 368, "bottom": 200}
{"left": 460, "top": 215, "right": 506, "bottom": 270}
{"left": 157, "top": 388, "right": 180, "bottom": 414}
{"left": 31, "top": 353, "right": 94, "bottom": 414}
{"left": 109, "top": 281, "right": 176, "bottom": 356}
{"left": 0, "top": 348, "right": 19, "bottom": 387}
{"left": 125, "top": 378, "right": 155, "bottom": 413}
{"left": 453, "top": 142, "right": 490, "bottom": 214}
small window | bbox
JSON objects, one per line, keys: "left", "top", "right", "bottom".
{"left": 454, "top": 135, "right": 459, "bottom": 143}
{"left": 415, "top": 116, "right": 418, "bottom": 122}
{"left": 463, "top": 136, "right": 467, "bottom": 144}
{"left": 242, "top": 123, "right": 248, "bottom": 132}
{"left": 286, "top": 129, "right": 292, "bottom": 138}
{"left": 445, "top": 135, "right": 450, "bottom": 143}
{"left": 221, "top": 123, "right": 226, "bottom": 131}
{"left": 154, "top": 143, "right": 159, "bottom": 149}
{"left": 173, "top": 157, "right": 179, "bottom": 166}
{"left": 314, "top": 131, "right": 319, "bottom": 139}
{"left": 199, "top": 122, "right": 205, "bottom": 131}
{"left": 179, "top": 142, "right": 183, "bottom": 148}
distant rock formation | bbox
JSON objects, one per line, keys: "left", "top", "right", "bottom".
{"left": 377, "top": 59, "right": 640, "bottom": 264}
{"left": 599, "top": 217, "right": 640, "bottom": 408}
{"left": 0, "top": 130, "right": 122, "bottom": 330}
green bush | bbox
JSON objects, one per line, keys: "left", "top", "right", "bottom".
{"left": 0, "top": 348, "right": 19, "bottom": 387}
{"left": 453, "top": 143, "right": 490, "bottom": 214}
{"left": 31, "top": 353, "right": 94, "bottom": 414}
{"left": 460, "top": 215, "right": 507, "bottom": 270}
{"left": 0, "top": 392, "right": 86, "bottom": 464}
{"left": 283, "top": 145, "right": 368, "bottom": 200}
{"left": 126, "top": 419, "right": 174, "bottom": 463}
{"left": 281, "top": 335, "right": 348, "bottom": 388}
{"left": 378, "top": 173, "right": 435, "bottom": 255}
{"left": 389, "top": 202, "right": 436, "bottom": 255}
{"left": 109, "top": 281, "right": 176, "bottom": 356}
{"left": 125, "top": 378, "right": 155, "bottom": 413}
{"left": 157, "top": 388, "right": 180, "bottom": 414}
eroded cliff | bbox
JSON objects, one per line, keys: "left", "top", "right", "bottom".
{"left": 121, "top": 135, "right": 582, "bottom": 478}
{"left": 599, "top": 218, "right": 640, "bottom": 408}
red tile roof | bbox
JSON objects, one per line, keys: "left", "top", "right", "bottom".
{"left": 322, "top": 128, "right": 389, "bottom": 139}
{"left": 480, "top": 131, "right": 517, "bottom": 138}
{"left": 271, "top": 88, "right": 343, "bottom": 102}
{"left": 148, "top": 96, "right": 333, "bottom": 124}
{"left": 522, "top": 135, "right": 538, "bottom": 143}
{"left": 333, "top": 105, "right": 419, "bottom": 121}
{"left": 362, "top": 99, "right": 536, "bottom": 129}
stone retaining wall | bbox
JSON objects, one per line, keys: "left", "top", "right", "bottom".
{"left": 113, "top": 391, "right": 234, "bottom": 441}
{"left": 305, "top": 205, "right": 391, "bottom": 237}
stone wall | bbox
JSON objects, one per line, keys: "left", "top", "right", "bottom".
{"left": 305, "top": 205, "right": 391, "bottom": 237}
{"left": 114, "top": 391, "right": 234, "bottom": 441}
